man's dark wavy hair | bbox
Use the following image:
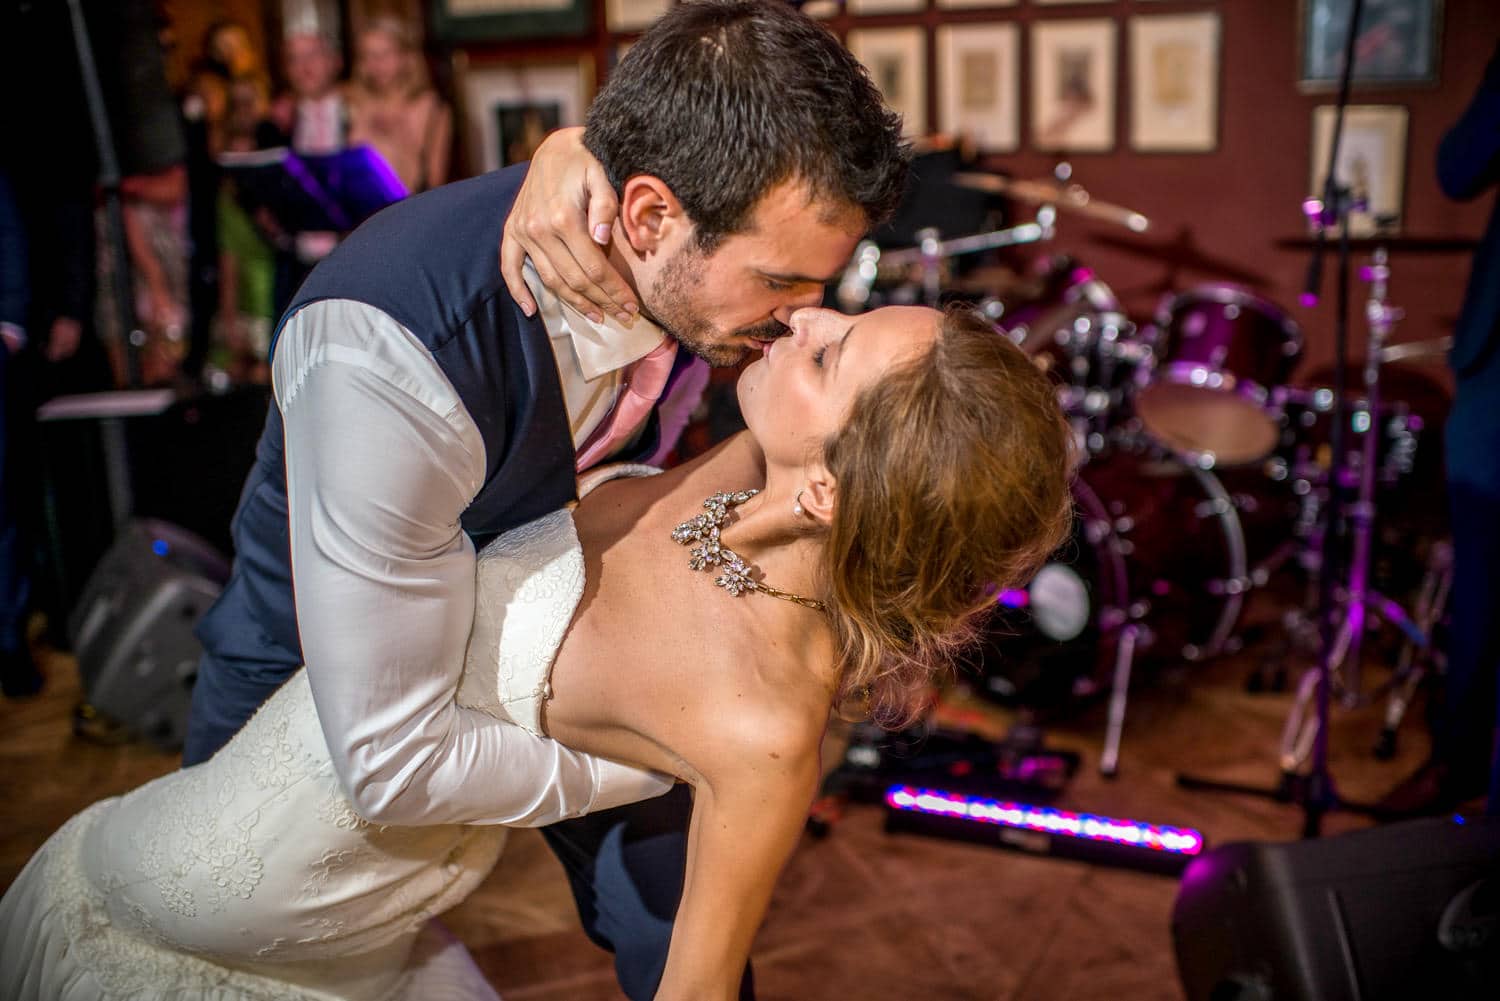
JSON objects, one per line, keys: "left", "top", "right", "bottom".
{"left": 583, "top": 0, "right": 910, "bottom": 252}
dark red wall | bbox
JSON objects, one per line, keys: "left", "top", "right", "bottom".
{"left": 873, "top": 0, "right": 1500, "bottom": 386}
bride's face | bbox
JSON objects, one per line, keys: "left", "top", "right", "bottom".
{"left": 737, "top": 305, "right": 942, "bottom": 467}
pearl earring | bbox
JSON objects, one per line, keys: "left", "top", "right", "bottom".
{"left": 792, "top": 490, "right": 805, "bottom": 518}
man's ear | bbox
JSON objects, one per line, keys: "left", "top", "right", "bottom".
{"left": 618, "top": 175, "right": 687, "bottom": 254}
{"left": 799, "top": 462, "right": 838, "bottom": 526}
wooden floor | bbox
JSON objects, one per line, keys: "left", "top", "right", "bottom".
{"left": 0, "top": 603, "right": 1460, "bottom": 1001}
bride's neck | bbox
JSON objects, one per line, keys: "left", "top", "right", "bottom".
{"left": 660, "top": 432, "right": 823, "bottom": 604}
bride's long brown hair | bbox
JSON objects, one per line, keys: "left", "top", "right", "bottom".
{"left": 819, "top": 307, "right": 1074, "bottom": 726}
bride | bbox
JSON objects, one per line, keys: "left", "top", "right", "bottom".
{"left": 0, "top": 302, "right": 1072, "bottom": 1000}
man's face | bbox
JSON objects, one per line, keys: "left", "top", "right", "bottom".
{"left": 641, "top": 180, "right": 865, "bottom": 368}
{"left": 285, "top": 34, "right": 340, "bottom": 100}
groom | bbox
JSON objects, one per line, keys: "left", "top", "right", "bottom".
{"left": 181, "top": 2, "right": 908, "bottom": 997}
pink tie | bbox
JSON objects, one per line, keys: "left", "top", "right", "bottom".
{"left": 575, "top": 338, "right": 679, "bottom": 471}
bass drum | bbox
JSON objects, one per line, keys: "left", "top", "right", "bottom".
{"left": 973, "top": 445, "right": 1266, "bottom": 712}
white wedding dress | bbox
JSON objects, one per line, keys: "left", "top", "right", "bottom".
{"left": 0, "top": 469, "right": 671, "bottom": 1000}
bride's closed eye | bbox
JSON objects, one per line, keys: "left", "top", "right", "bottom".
{"left": 812, "top": 345, "right": 828, "bottom": 368}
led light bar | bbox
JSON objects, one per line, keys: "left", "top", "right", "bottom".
{"left": 885, "top": 785, "right": 1204, "bottom": 871}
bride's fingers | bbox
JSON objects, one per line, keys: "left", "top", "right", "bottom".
{"left": 500, "top": 218, "right": 539, "bottom": 318}
{"left": 525, "top": 241, "right": 604, "bottom": 325}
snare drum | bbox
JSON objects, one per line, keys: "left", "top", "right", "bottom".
{"left": 1135, "top": 285, "right": 1302, "bottom": 469}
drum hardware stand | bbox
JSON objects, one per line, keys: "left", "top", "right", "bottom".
{"left": 1177, "top": 0, "right": 1375, "bottom": 837}
{"left": 835, "top": 207, "right": 1057, "bottom": 312}
{"left": 1261, "top": 251, "right": 1452, "bottom": 770}
{"left": 1099, "top": 623, "right": 1146, "bottom": 778}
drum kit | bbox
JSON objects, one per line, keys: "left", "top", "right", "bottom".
{"left": 842, "top": 165, "right": 1460, "bottom": 778}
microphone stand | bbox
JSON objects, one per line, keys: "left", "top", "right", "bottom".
{"left": 1176, "top": 0, "right": 1372, "bottom": 838}
{"left": 66, "top": 0, "right": 142, "bottom": 388}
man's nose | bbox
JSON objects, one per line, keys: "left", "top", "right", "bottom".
{"left": 772, "top": 288, "right": 825, "bottom": 328}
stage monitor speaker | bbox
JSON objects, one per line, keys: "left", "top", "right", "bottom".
{"left": 68, "top": 519, "right": 230, "bottom": 750}
{"left": 1172, "top": 816, "right": 1500, "bottom": 1001}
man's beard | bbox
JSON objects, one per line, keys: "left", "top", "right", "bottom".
{"left": 647, "top": 244, "right": 788, "bottom": 368}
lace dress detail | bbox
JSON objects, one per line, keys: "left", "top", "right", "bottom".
{"left": 0, "top": 466, "right": 661, "bottom": 1000}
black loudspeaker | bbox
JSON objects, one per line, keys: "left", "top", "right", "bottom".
{"left": 1172, "top": 817, "right": 1500, "bottom": 1001}
{"left": 68, "top": 519, "right": 230, "bottom": 750}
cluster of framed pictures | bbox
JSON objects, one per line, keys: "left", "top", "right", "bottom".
{"left": 841, "top": 12, "right": 1220, "bottom": 154}
{"left": 443, "top": 0, "right": 1440, "bottom": 208}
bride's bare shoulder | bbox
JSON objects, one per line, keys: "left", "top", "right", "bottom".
{"left": 665, "top": 622, "right": 836, "bottom": 787}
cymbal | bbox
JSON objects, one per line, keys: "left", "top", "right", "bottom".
{"left": 1274, "top": 234, "right": 1480, "bottom": 253}
{"left": 953, "top": 172, "right": 1150, "bottom": 232}
{"left": 951, "top": 267, "right": 1049, "bottom": 298}
{"left": 1378, "top": 336, "right": 1451, "bottom": 365}
{"left": 1087, "top": 229, "right": 1271, "bottom": 286}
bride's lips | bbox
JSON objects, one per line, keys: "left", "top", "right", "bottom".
{"left": 755, "top": 337, "right": 777, "bottom": 359}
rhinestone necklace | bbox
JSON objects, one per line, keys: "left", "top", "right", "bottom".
{"left": 671, "top": 489, "right": 826, "bottom": 611}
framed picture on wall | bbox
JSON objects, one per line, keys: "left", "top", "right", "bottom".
{"left": 1129, "top": 12, "right": 1220, "bottom": 153}
{"left": 606, "top": 0, "right": 670, "bottom": 33}
{"left": 431, "top": 0, "right": 593, "bottom": 42}
{"left": 1299, "top": 0, "right": 1442, "bottom": 89}
{"left": 1308, "top": 105, "right": 1409, "bottom": 236}
{"left": 1030, "top": 19, "right": 1116, "bottom": 153}
{"left": 936, "top": 23, "right": 1020, "bottom": 153}
{"left": 848, "top": 0, "right": 924, "bottom": 13}
{"left": 458, "top": 54, "right": 594, "bottom": 174}
{"left": 846, "top": 27, "right": 928, "bottom": 137}
{"left": 935, "top": 0, "right": 1017, "bottom": 10}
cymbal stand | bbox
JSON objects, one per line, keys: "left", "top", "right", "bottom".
{"left": 1274, "top": 248, "right": 1453, "bottom": 772}
{"left": 835, "top": 208, "right": 1056, "bottom": 312}
{"left": 1178, "top": 0, "right": 1367, "bottom": 837}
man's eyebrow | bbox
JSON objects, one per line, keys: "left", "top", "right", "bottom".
{"left": 759, "top": 267, "right": 842, "bottom": 285}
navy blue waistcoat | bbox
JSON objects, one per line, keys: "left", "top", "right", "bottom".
{"left": 195, "top": 165, "right": 581, "bottom": 676}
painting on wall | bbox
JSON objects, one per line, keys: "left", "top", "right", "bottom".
{"left": 848, "top": 0, "right": 924, "bottom": 13}
{"left": 1129, "top": 12, "right": 1220, "bottom": 153}
{"left": 432, "top": 0, "right": 592, "bottom": 42}
{"left": 846, "top": 27, "right": 928, "bottom": 138}
{"left": 936, "top": 23, "right": 1020, "bottom": 153}
{"left": 1300, "top": 0, "right": 1442, "bottom": 89}
{"left": 1030, "top": 19, "right": 1116, "bottom": 153}
{"left": 459, "top": 55, "right": 593, "bottom": 173}
{"left": 1308, "top": 104, "right": 1409, "bottom": 236}
{"left": 605, "top": 0, "right": 670, "bottom": 33}
{"left": 935, "top": 0, "right": 1017, "bottom": 10}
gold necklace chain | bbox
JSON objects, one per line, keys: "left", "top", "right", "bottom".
{"left": 670, "top": 489, "right": 826, "bottom": 612}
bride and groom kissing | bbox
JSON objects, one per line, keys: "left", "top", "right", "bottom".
{"left": 0, "top": 2, "right": 1073, "bottom": 998}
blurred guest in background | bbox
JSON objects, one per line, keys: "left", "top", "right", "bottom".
{"left": 215, "top": 73, "right": 276, "bottom": 383}
{"left": 1378, "top": 40, "right": 1500, "bottom": 819}
{"left": 179, "top": 18, "right": 267, "bottom": 383}
{"left": 349, "top": 15, "right": 452, "bottom": 194}
{"left": 264, "top": 29, "right": 348, "bottom": 317}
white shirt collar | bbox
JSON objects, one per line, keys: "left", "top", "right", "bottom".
{"left": 523, "top": 261, "right": 666, "bottom": 381}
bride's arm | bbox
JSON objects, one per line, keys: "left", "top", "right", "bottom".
{"left": 651, "top": 707, "right": 824, "bottom": 1000}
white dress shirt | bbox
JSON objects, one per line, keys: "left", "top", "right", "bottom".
{"left": 525, "top": 260, "right": 666, "bottom": 447}
{"left": 273, "top": 288, "right": 667, "bottom": 826}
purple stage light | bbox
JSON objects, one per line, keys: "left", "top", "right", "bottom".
{"left": 996, "top": 589, "right": 1030, "bottom": 608}
{"left": 885, "top": 785, "right": 1204, "bottom": 856}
